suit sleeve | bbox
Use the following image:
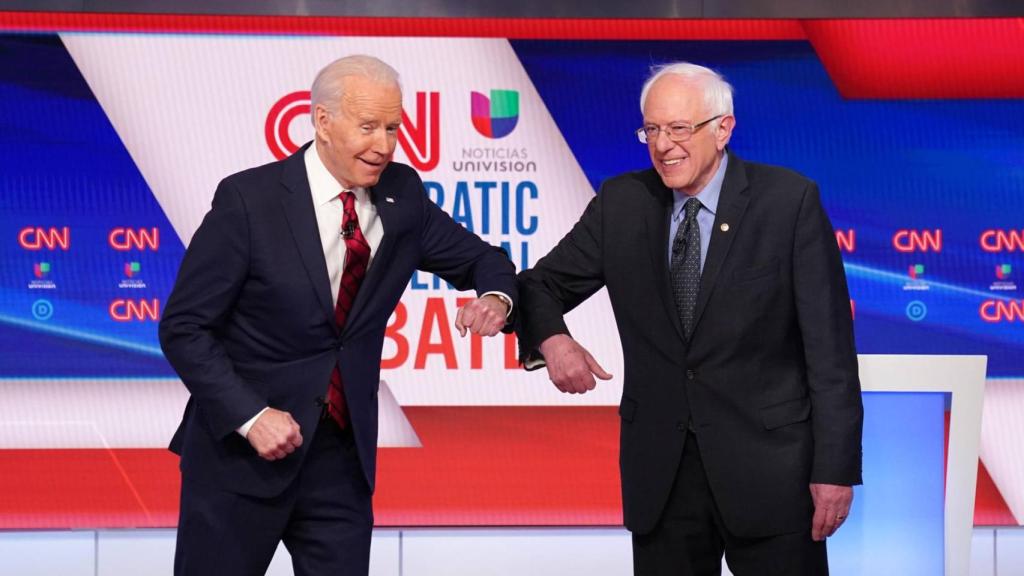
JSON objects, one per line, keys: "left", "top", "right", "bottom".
{"left": 159, "top": 179, "right": 266, "bottom": 440}
{"left": 415, "top": 175, "right": 519, "bottom": 322}
{"left": 792, "top": 182, "right": 864, "bottom": 486}
{"left": 516, "top": 189, "right": 607, "bottom": 366}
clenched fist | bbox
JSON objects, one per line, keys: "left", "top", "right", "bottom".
{"left": 246, "top": 408, "right": 303, "bottom": 461}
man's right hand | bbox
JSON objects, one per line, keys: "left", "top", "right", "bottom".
{"left": 538, "top": 334, "right": 612, "bottom": 394}
{"left": 246, "top": 408, "right": 303, "bottom": 461}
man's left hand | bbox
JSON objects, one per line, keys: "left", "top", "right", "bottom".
{"left": 810, "top": 483, "right": 853, "bottom": 541}
{"left": 455, "top": 295, "right": 508, "bottom": 337}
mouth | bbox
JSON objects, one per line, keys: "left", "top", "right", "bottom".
{"left": 359, "top": 157, "right": 387, "bottom": 169}
{"left": 661, "top": 157, "right": 687, "bottom": 167}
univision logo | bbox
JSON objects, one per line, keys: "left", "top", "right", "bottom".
{"left": 471, "top": 90, "right": 519, "bottom": 139}
{"left": 125, "top": 261, "right": 140, "bottom": 278}
{"left": 29, "top": 262, "right": 56, "bottom": 290}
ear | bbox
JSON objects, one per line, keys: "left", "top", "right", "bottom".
{"left": 715, "top": 115, "right": 735, "bottom": 151}
{"left": 313, "top": 103, "right": 332, "bottom": 143}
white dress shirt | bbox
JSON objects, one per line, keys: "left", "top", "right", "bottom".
{"left": 306, "top": 144, "right": 385, "bottom": 307}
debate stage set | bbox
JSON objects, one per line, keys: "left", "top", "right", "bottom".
{"left": 1, "top": 4, "right": 1023, "bottom": 576}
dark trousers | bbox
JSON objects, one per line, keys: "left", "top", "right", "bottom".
{"left": 632, "top": 432, "right": 827, "bottom": 576}
{"left": 174, "top": 417, "right": 372, "bottom": 576}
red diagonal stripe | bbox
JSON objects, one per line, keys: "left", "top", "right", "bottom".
{"left": 804, "top": 19, "right": 1024, "bottom": 99}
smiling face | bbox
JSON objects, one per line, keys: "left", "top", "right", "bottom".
{"left": 314, "top": 74, "right": 403, "bottom": 189}
{"left": 643, "top": 75, "right": 734, "bottom": 196}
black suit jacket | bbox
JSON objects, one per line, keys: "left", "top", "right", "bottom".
{"left": 518, "top": 153, "right": 862, "bottom": 538}
{"left": 160, "top": 143, "right": 516, "bottom": 498}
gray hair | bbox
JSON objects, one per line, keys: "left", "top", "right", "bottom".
{"left": 639, "top": 62, "right": 733, "bottom": 119}
{"left": 310, "top": 54, "right": 401, "bottom": 120}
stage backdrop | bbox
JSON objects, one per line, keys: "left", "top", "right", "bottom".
{"left": 0, "top": 14, "right": 1022, "bottom": 529}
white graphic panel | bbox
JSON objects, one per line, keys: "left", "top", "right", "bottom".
{"left": 61, "top": 34, "right": 623, "bottom": 406}
{"left": 980, "top": 378, "right": 1024, "bottom": 523}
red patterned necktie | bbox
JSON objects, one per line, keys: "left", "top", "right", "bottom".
{"left": 327, "top": 191, "right": 370, "bottom": 429}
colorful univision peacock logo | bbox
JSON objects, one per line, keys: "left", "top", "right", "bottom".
{"left": 471, "top": 90, "right": 519, "bottom": 139}
{"left": 33, "top": 262, "right": 50, "bottom": 279}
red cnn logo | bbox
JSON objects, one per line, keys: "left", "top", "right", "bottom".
{"left": 980, "top": 300, "right": 1024, "bottom": 323}
{"left": 110, "top": 299, "right": 160, "bottom": 322}
{"left": 265, "top": 91, "right": 441, "bottom": 172}
{"left": 265, "top": 91, "right": 311, "bottom": 162}
{"left": 109, "top": 228, "right": 159, "bottom": 251}
{"left": 835, "top": 229, "right": 855, "bottom": 253}
{"left": 980, "top": 230, "right": 1024, "bottom": 252}
{"left": 398, "top": 91, "right": 440, "bottom": 172}
{"left": 19, "top": 227, "right": 70, "bottom": 250}
{"left": 893, "top": 229, "right": 942, "bottom": 253}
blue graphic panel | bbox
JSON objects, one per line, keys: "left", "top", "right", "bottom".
{"left": 828, "top": 392, "right": 946, "bottom": 576}
{"left": 514, "top": 40, "right": 1024, "bottom": 376}
{"left": 0, "top": 35, "right": 1019, "bottom": 391}
{"left": 0, "top": 35, "right": 181, "bottom": 376}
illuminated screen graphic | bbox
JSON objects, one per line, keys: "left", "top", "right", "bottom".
{"left": 0, "top": 17, "right": 1021, "bottom": 544}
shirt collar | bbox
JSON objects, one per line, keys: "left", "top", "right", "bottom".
{"left": 672, "top": 151, "right": 728, "bottom": 220}
{"left": 304, "top": 142, "right": 369, "bottom": 206}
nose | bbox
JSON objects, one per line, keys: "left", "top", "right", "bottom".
{"left": 653, "top": 129, "right": 676, "bottom": 154}
{"left": 371, "top": 127, "right": 394, "bottom": 155}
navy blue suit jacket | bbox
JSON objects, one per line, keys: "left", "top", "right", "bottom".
{"left": 160, "top": 144, "right": 516, "bottom": 498}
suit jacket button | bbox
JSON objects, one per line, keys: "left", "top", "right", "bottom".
{"left": 686, "top": 370, "right": 695, "bottom": 380}
{"left": 676, "top": 421, "right": 686, "bottom": 432}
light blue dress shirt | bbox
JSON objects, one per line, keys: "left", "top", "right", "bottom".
{"left": 668, "top": 153, "right": 729, "bottom": 274}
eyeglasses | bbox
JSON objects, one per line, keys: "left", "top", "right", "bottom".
{"left": 636, "top": 115, "right": 723, "bottom": 144}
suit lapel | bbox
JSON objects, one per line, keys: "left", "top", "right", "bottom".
{"left": 642, "top": 172, "right": 687, "bottom": 342}
{"left": 279, "top": 144, "right": 338, "bottom": 334}
{"left": 691, "top": 153, "right": 750, "bottom": 337}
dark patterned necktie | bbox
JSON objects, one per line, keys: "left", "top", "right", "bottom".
{"left": 327, "top": 191, "right": 370, "bottom": 429}
{"left": 670, "top": 197, "right": 702, "bottom": 340}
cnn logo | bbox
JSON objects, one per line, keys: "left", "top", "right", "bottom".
{"left": 893, "top": 229, "right": 942, "bottom": 253}
{"left": 109, "top": 299, "right": 160, "bottom": 322}
{"left": 835, "top": 229, "right": 855, "bottom": 253}
{"left": 19, "top": 227, "right": 70, "bottom": 250}
{"left": 265, "top": 90, "right": 440, "bottom": 172}
{"left": 980, "top": 300, "right": 1024, "bottom": 323}
{"left": 109, "top": 228, "right": 159, "bottom": 251}
{"left": 980, "top": 230, "right": 1024, "bottom": 252}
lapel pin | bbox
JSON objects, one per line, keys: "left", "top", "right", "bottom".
{"left": 386, "top": 197, "right": 395, "bottom": 203}
{"left": 720, "top": 223, "right": 730, "bottom": 232}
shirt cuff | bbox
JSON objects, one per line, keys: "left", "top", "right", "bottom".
{"left": 236, "top": 407, "right": 270, "bottom": 438}
{"left": 523, "top": 355, "right": 547, "bottom": 371}
{"left": 481, "top": 291, "right": 513, "bottom": 319}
